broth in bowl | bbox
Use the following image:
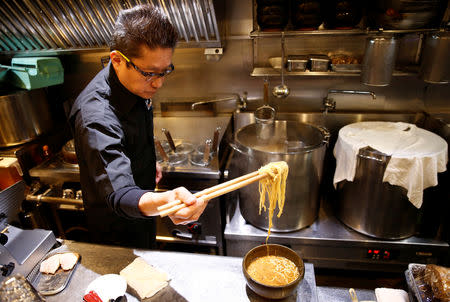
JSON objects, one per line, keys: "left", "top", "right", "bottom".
{"left": 247, "top": 255, "right": 300, "bottom": 286}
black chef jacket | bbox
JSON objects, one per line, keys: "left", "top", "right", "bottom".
{"left": 69, "top": 62, "right": 156, "bottom": 248}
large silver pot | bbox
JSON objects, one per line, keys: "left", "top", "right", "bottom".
{"left": 336, "top": 147, "right": 420, "bottom": 240}
{"left": 0, "top": 89, "right": 53, "bottom": 147}
{"left": 232, "top": 121, "right": 328, "bottom": 232}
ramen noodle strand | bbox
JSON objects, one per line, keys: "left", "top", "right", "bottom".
{"left": 258, "top": 161, "right": 289, "bottom": 243}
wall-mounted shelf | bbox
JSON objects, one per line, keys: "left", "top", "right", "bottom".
{"left": 250, "top": 28, "right": 439, "bottom": 38}
{"left": 251, "top": 67, "right": 416, "bottom": 77}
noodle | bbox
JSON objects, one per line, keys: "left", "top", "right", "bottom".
{"left": 247, "top": 255, "right": 299, "bottom": 286}
{"left": 258, "top": 161, "right": 289, "bottom": 243}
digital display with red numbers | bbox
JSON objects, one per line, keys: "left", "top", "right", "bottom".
{"left": 366, "top": 249, "right": 394, "bottom": 260}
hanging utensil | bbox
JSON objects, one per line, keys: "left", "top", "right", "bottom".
{"left": 272, "top": 32, "right": 290, "bottom": 98}
{"left": 255, "top": 77, "right": 275, "bottom": 117}
{"left": 212, "top": 127, "right": 221, "bottom": 154}
{"left": 203, "top": 139, "right": 212, "bottom": 165}
{"left": 162, "top": 128, "right": 176, "bottom": 152}
{"left": 255, "top": 77, "right": 276, "bottom": 140}
{"left": 154, "top": 137, "right": 169, "bottom": 162}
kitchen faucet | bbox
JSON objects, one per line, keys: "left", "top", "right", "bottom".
{"left": 323, "top": 89, "right": 376, "bottom": 113}
{"left": 191, "top": 93, "right": 247, "bottom": 112}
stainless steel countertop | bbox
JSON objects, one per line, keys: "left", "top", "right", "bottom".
{"left": 225, "top": 201, "right": 449, "bottom": 249}
{"left": 41, "top": 240, "right": 376, "bottom": 302}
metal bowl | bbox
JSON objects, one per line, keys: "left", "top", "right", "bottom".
{"left": 242, "top": 244, "right": 304, "bottom": 299}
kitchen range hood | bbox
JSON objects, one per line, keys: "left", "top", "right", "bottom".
{"left": 0, "top": 0, "right": 224, "bottom": 53}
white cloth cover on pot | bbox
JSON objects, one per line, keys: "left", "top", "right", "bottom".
{"left": 333, "top": 121, "right": 448, "bottom": 208}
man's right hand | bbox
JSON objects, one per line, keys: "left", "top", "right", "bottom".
{"left": 167, "top": 187, "right": 207, "bottom": 225}
{"left": 138, "top": 187, "right": 207, "bottom": 224}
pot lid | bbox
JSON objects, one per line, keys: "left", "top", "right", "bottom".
{"left": 235, "top": 121, "right": 326, "bottom": 154}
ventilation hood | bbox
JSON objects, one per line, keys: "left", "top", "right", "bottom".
{"left": 0, "top": 0, "right": 224, "bottom": 54}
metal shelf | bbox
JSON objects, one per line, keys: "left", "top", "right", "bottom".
{"left": 251, "top": 67, "right": 416, "bottom": 77}
{"left": 250, "top": 28, "right": 439, "bottom": 38}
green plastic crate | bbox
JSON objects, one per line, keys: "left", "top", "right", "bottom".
{"left": 0, "top": 66, "right": 9, "bottom": 83}
{"left": 6, "top": 57, "right": 64, "bottom": 90}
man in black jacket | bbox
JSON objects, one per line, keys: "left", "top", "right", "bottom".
{"left": 69, "top": 5, "right": 206, "bottom": 247}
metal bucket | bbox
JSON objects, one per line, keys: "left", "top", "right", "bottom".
{"left": 361, "top": 36, "right": 398, "bottom": 87}
{"left": 231, "top": 121, "right": 328, "bottom": 232}
{"left": 419, "top": 31, "right": 450, "bottom": 84}
{"left": 0, "top": 89, "right": 53, "bottom": 147}
{"left": 335, "top": 147, "right": 420, "bottom": 239}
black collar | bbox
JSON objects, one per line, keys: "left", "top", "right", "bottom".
{"left": 107, "top": 62, "right": 147, "bottom": 116}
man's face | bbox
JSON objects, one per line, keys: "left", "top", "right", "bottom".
{"left": 111, "top": 46, "right": 174, "bottom": 99}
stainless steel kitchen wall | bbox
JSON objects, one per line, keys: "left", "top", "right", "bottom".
{"left": 55, "top": 39, "right": 449, "bottom": 115}
{"left": 2, "top": 0, "right": 448, "bottom": 115}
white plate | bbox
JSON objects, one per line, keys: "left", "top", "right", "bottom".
{"left": 85, "top": 274, "right": 127, "bottom": 302}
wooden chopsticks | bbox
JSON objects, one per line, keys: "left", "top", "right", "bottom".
{"left": 157, "top": 170, "right": 268, "bottom": 217}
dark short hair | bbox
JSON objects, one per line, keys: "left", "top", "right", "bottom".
{"left": 110, "top": 5, "right": 178, "bottom": 58}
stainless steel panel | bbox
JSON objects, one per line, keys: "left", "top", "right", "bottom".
{"left": 224, "top": 202, "right": 449, "bottom": 272}
{"left": 154, "top": 115, "right": 231, "bottom": 146}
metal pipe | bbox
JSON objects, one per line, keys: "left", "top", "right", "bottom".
{"left": 323, "top": 89, "right": 376, "bottom": 113}
{"left": 327, "top": 89, "right": 376, "bottom": 99}
{"left": 191, "top": 94, "right": 245, "bottom": 110}
{"left": 26, "top": 194, "right": 84, "bottom": 207}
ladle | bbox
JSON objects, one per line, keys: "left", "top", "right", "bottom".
{"left": 255, "top": 78, "right": 276, "bottom": 124}
{"left": 272, "top": 32, "right": 290, "bottom": 98}
{"left": 254, "top": 78, "right": 276, "bottom": 140}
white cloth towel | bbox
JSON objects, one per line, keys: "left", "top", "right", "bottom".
{"left": 333, "top": 122, "right": 448, "bottom": 208}
{"left": 375, "top": 288, "right": 410, "bottom": 302}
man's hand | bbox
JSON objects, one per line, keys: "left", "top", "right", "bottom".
{"left": 138, "top": 187, "right": 207, "bottom": 222}
{"left": 167, "top": 187, "right": 207, "bottom": 225}
{"left": 155, "top": 162, "right": 162, "bottom": 184}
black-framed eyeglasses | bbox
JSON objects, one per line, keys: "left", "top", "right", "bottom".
{"left": 115, "top": 50, "right": 174, "bottom": 82}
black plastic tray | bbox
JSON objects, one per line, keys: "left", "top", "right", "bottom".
{"left": 407, "top": 263, "right": 442, "bottom": 302}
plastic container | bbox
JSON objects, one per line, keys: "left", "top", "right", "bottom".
{"left": 0, "top": 157, "right": 22, "bottom": 190}
{"left": 287, "top": 55, "right": 309, "bottom": 71}
{"left": 309, "top": 54, "right": 330, "bottom": 71}
{"left": 292, "top": 0, "right": 323, "bottom": 30}
{"left": 6, "top": 57, "right": 64, "bottom": 90}
{"left": 256, "top": 0, "right": 289, "bottom": 31}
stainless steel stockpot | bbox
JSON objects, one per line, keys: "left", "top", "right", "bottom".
{"left": 335, "top": 147, "right": 420, "bottom": 240}
{"left": 0, "top": 89, "right": 53, "bottom": 147}
{"left": 231, "top": 121, "right": 329, "bottom": 232}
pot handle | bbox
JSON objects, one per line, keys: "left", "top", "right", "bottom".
{"left": 317, "top": 126, "right": 330, "bottom": 145}
{"left": 0, "top": 64, "right": 36, "bottom": 75}
{"left": 229, "top": 142, "right": 249, "bottom": 155}
{"left": 357, "top": 152, "right": 388, "bottom": 163}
